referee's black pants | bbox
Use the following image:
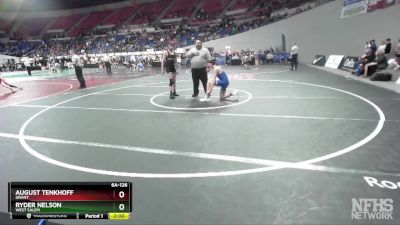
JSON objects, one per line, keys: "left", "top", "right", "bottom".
{"left": 105, "top": 62, "right": 112, "bottom": 75}
{"left": 291, "top": 54, "right": 298, "bottom": 70}
{"left": 191, "top": 67, "right": 208, "bottom": 96}
{"left": 74, "top": 66, "right": 86, "bottom": 88}
{"left": 27, "top": 66, "right": 32, "bottom": 76}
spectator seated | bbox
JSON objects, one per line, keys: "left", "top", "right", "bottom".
{"left": 364, "top": 50, "right": 388, "bottom": 77}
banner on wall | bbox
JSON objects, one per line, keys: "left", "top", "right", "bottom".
{"left": 341, "top": 0, "right": 369, "bottom": 18}
{"left": 312, "top": 55, "right": 326, "bottom": 66}
{"left": 338, "top": 56, "right": 360, "bottom": 71}
{"left": 325, "top": 55, "right": 345, "bottom": 69}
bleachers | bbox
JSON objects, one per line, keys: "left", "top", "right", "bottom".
{"left": 129, "top": 0, "right": 171, "bottom": 25}
{"left": 78, "top": 10, "right": 113, "bottom": 29}
{"left": 163, "top": 0, "right": 198, "bottom": 19}
{"left": 229, "top": 0, "right": 258, "bottom": 11}
{"left": 202, "top": 0, "right": 230, "bottom": 15}
{"left": 192, "top": 0, "right": 230, "bottom": 22}
{"left": 16, "top": 17, "right": 50, "bottom": 37}
{"left": 229, "top": 0, "right": 283, "bottom": 21}
{"left": 101, "top": 5, "right": 140, "bottom": 26}
{"left": 0, "top": 19, "right": 14, "bottom": 33}
{"left": 49, "top": 14, "right": 84, "bottom": 31}
{"left": 1, "top": 0, "right": 323, "bottom": 58}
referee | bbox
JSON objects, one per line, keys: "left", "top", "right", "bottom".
{"left": 24, "top": 57, "right": 32, "bottom": 76}
{"left": 103, "top": 54, "right": 112, "bottom": 75}
{"left": 290, "top": 42, "right": 299, "bottom": 71}
{"left": 71, "top": 50, "right": 86, "bottom": 89}
{"left": 186, "top": 40, "right": 211, "bottom": 97}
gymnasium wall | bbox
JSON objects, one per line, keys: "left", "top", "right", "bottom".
{"left": 203, "top": 0, "right": 400, "bottom": 63}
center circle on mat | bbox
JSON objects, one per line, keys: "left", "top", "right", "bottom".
{"left": 17, "top": 79, "right": 385, "bottom": 178}
{"left": 149, "top": 88, "right": 252, "bottom": 111}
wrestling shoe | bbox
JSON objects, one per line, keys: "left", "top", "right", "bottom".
{"left": 199, "top": 97, "right": 210, "bottom": 102}
{"left": 233, "top": 90, "right": 238, "bottom": 101}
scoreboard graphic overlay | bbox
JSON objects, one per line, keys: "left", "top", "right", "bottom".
{"left": 8, "top": 182, "right": 132, "bottom": 220}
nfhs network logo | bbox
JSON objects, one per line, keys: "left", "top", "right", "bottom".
{"left": 351, "top": 198, "right": 393, "bottom": 220}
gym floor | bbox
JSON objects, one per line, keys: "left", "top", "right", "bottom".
{"left": 1, "top": 64, "right": 400, "bottom": 225}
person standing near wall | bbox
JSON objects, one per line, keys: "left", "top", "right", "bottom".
{"left": 103, "top": 53, "right": 112, "bottom": 75}
{"left": 290, "top": 42, "right": 299, "bottom": 71}
{"left": 24, "top": 57, "right": 32, "bottom": 76}
{"left": 71, "top": 50, "right": 86, "bottom": 89}
{"left": 186, "top": 40, "right": 211, "bottom": 97}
